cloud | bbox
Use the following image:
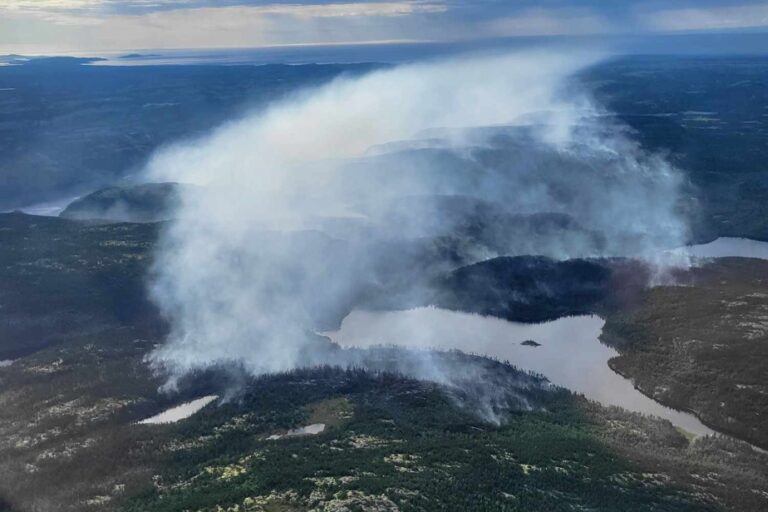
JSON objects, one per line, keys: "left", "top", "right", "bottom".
{"left": 248, "top": 2, "right": 447, "bottom": 18}
{"left": 0, "top": 0, "right": 101, "bottom": 8}
{"left": 484, "top": 8, "right": 610, "bottom": 37}
{"left": 0, "top": 0, "right": 196, "bottom": 14}
{"left": 1, "top": 1, "right": 766, "bottom": 56}
{"left": 0, "top": 0, "right": 194, "bottom": 10}
{"left": 642, "top": 3, "right": 768, "bottom": 31}
{"left": 0, "top": 0, "right": 445, "bottom": 15}
{"left": 0, "top": 2, "right": 452, "bottom": 51}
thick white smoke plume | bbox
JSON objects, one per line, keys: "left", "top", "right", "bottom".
{"left": 144, "top": 50, "right": 688, "bottom": 386}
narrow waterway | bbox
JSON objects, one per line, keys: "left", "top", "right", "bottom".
{"left": 326, "top": 307, "right": 716, "bottom": 436}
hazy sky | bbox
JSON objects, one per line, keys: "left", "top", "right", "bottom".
{"left": 2, "top": 0, "right": 768, "bottom": 54}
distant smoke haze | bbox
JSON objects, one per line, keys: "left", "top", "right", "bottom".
{"left": 143, "top": 50, "right": 689, "bottom": 391}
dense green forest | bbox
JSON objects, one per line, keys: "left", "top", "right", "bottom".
{"left": 122, "top": 365, "right": 764, "bottom": 512}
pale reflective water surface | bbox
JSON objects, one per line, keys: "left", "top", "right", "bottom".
{"left": 327, "top": 307, "right": 715, "bottom": 436}
{"left": 676, "top": 237, "right": 768, "bottom": 260}
{"left": 138, "top": 395, "right": 218, "bottom": 425}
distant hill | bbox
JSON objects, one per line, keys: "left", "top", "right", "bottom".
{"left": 0, "top": 61, "right": 378, "bottom": 209}
{"left": 430, "top": 255, "right": 614, "bottom": 323}
{"left": 59, "top": 182, "right": 188, "bottom": 223}
{"left": 0, "top": 54, "right": 104, "bottom": 66}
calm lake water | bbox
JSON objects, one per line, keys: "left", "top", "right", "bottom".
{"left": 676, "top": 237, "right": 768, "bottom": 260}
{"left": 138, "top": 395, "right": 218, "bottom": 425}
{"left": 327, "top": 307, "right": 715, "bottom": 436}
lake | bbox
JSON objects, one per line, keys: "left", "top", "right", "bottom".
{"left": 138, "top": 395, "right": 219, "bottom": 425}
{"left": 326, "top": 307, "right": 716, "bottom": 436}
{"left": 676, "top": 237, "right": 768, "bottom": 260}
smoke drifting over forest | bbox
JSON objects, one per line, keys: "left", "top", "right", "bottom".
{"left": 143, "top": 50, "right": 689, "bottom": 395}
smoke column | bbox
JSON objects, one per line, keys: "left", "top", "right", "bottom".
{"left": 144, "top": 49, "right": 688, "bottom": 387}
